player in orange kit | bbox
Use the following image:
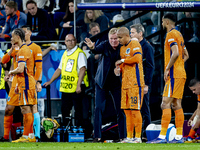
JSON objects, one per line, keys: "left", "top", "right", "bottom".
{"left": 114, "top": 27, "right": 144, "bottom": 143}
{"left": 8, "top": 28, "right": 36, "bottom": 142}
{"left": 22, "top": 25, "right": 42, "bottom": 141}
{"left": 147, "top": 13, "right": 189, "bottom": 144}
{"left": 0, "top": 43, "right": 20, "bottom": 142}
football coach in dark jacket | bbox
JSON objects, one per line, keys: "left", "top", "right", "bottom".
{"left": 84, "top": 28, "right": 126, "bottom": 142}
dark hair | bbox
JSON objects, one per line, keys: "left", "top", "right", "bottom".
{"left": 63, "top": 0, "right": 74, "bottom": 20}
{"left": 189, "top": 78, "right": 200, "bottom": 87}
{"left": 21, "top": 25, "right": 31, "bottom": 31}
{"left": 163, "top": 13, "right": 176, "bottom": 23}
{"left": 89, "top": 22, "right": 100, "bottom": 31}
{"left": 26, "top": 0, "right": 37, "bottom": 7}
{"left": 13, "top": 28, "right": 25, "bottom": 42}
{"left": 6, "top": 1, "right": 18, "bottom": 11}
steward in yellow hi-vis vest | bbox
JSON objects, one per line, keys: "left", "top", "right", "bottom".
{"left": 60, "top": 47, "right": 89, "bottom": 93}
{"left": 0, "top": 65, "right": 5, "bottom": 89}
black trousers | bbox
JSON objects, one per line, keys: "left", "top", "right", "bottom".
{"left": 61, "top": 85, "right": 85, "bottom": 127}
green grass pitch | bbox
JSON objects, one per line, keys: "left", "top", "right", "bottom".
{"left": 0, "top": 143, "right": 199, "bottom": 150}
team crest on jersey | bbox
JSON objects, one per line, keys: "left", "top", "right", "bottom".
{"left": 126, "top": 48, "right": 130, "bottom": 54}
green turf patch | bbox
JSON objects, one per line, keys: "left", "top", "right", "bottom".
{"left": 0, "top": 143, "right": 199, "bottom": 150}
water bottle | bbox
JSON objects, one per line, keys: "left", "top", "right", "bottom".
{"left": 78, "top": 126, "right": 83, "bottom": 133}
{"left": 53, "top": 129, "right": 57, "bottom": 142}
{"left": 72, "top": 126, "right": 78, "bottom": 133}
{"left": 57, "top": 128, "right": 61, "bottom": 142}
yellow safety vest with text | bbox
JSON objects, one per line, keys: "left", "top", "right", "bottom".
{"left": 0, "top": 66, "right": 5, "bottom": 89}
{"left": 60, "top": 47, "right": 89, "bottom": 93}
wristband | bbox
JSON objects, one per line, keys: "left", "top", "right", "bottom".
{"left": 37, "top": 80, "right": 42, "bottom": 84}
{"left": 121, "top": 59, "right": 125, "bottom": 63}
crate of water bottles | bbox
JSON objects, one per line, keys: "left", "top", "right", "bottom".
{"left": 53, "top": 126, "right": 84, "bottom": 142}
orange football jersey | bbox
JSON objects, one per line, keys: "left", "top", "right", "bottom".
{"left": 16, "top": 44, "right": 35, "bottom": 90}
{"left": 120, "top": 40, "right": 144, "bottom": 89}
{"left": 198, "top": 95, "right": 200, "bottom": 102}
{"left": 27, "top": 42, "right": 42, "bottom": 64}
{"left": 164, "top": 29, "right": 186, "bottom": 79}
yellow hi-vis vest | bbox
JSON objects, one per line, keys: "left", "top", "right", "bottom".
{"left": 60, "top": 47, "right": 89, "bottom": 93}
{"left": 0, "top": 65, "right": 5, "bottom": 90}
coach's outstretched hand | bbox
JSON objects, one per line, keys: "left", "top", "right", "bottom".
{"left": 84, "top": 38, "right": 95, "bottom": 50}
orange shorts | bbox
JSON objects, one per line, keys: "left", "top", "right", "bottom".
{"left": 18, "top": 89, "right": 37, "bottom": 106}
{"left": 6, "top": 87, "right": 19, "bottom": 106}
{"left": 163, "top": 78, "right": 186, "bottom": 99}
{"left": 121, "top": 87, "right": 144, "bottom": 110}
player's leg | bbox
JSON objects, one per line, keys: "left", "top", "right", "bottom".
{"left": 0, "top": 105, "right": 15, "bottom": 141}
{"left": 171, "top": 99, "right": 184, "bottom": 142}
{"left": 131, "top": 87, "right": 144, "bottom": 143}
{"left": 120, "top": 89, "right": 134, "bottom": 143}
{"left": 1, "top": 88, "right": 19, "bottom": 142}
{"left": 184, "top": 119, "right": 200, "bottom": 143}
{"left": 169, "top": 78, "right": 186, "bottom": 143}
{"left": 32, "top": 104, "right": 40, "bottom": 140}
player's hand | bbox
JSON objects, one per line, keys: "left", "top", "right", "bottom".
{"left": 4, "top": 75, "right": 9, "bottom": 82}
{"left": 114, "top": 66, "right": 120, "bottom": 76}
{"left": 8, "top": 70, "right": 14, "bottom": 76}
{"left": 36, "top": 82, "right": 42, "bottom": 92}
{"left": 188, "top": 119, "right": 192, "bottom": 126}
{"left": 15, "top": 84, "right": 19, "bottom": 94}
{"left": 144, "top": 85, "right": 148, "bottom": 94}
{"left": 43, "top": 81, "right": 51, "bottom": 87}
{"left": 76, "top": 85, "right": 81, "bottom": 94}
{"left": 164, "top": 69, "right": 169, "bottom": 82}
{"left": 84, "top": 38, "right": 95, "bottom": 49}
{"left": 115, "top": 60, "right": 123, "bottom": 66}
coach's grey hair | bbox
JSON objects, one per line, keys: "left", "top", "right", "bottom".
{"left": 130, "top": 24, "right": 145, "bottom": 36}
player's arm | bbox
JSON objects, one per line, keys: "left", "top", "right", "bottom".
{"left": 8, "top": 62, "right": 25, "bottom": 75}
{"left": 164, "top": 44, "right": 179, "bottom": 81}
{"left": 183, "top": 47, "right": 189, "bottom": 62}
{"left": 1, "top": 48, "right": 14, "bottom": 64}
{"left": 34, "top": 61, "right": 42, "bottom": 81}
{"left": 115, "top": 52, "right": 141, "bottom": 66}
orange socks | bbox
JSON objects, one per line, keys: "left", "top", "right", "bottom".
{"left": 132, "top": 110, "right": 142, "bottom": 138}
{"left": 30, "top": 115, "right": 34, "bottom": 134}
{"left": 160, "top": 109, "right": 171, "bottom": 136}
{"left": 124, "top": 110, "right": 142, "bottom": 139}
{"left": 4, "top": 115, "right": 13, "bottom": 140}
{"left": 174, "top": 109, "right": 184, "bottom": 136}
{"left": 188, "top": 129, "right": 196, "bottom": 138}
{"left": 124, "top": 110, "right": 134, "bottom": 138}
{"left": 23, "top": 113, "right": 33, "bottom": 136}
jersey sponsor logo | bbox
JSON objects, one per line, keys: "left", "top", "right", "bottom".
{"left": 126, "top": 48, "right": 130, "bottom": 54}
{"left": 133, "top": 47, "right": 140, "bottom": 51}
{"left": 37, "top": 53, "right": 42, "bottom": 56}
{"left": 168, "top": 38, "right": 174, "bottom": 42}
{"left": 19, "top": 56, "right": 24, "bottom": 58}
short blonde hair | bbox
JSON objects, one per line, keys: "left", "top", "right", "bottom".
{"left": 84, "top": 10, "right": 104, "bottom": 24}
{"left": 108, "top": 28, "right": 118, "bottom": 36}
